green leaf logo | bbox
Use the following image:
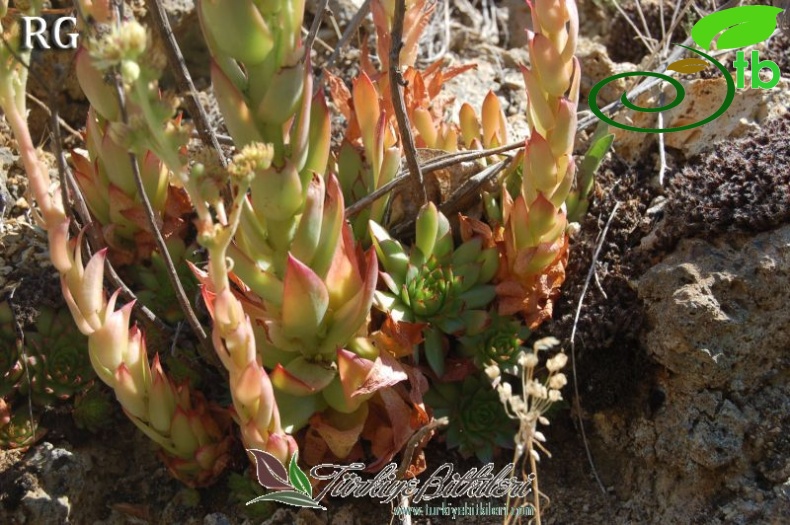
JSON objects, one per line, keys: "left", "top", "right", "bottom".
{"left": 288, "top": 451, "right": 312, "bottom": 498}
{"left": 246, "top": 491, "right": 326, "bottom": 510}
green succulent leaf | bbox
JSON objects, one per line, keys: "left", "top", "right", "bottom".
{"left": 424, "top": 375, "right": 515, "bottom": 462}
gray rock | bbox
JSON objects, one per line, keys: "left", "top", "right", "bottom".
{"left": 16, "top": 442, "right": 92, "bottom": 524}
{"left": 593, "top": 225, "right": 790, "bottom": 523}
{"left": 204, "top": 512, "right": 233, "bottom": 525}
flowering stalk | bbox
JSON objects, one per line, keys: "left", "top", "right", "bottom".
{"left": 484, "top": 0, "right": 580, "bottom": 328}
{"left": 486, "top": 337, "right": 568, "bottom": 525}
{"left": 0, "top": 9, "right": 231, "bottom": 486}
{"left": 188, "top": 144, "right": 297, "bottom": 464}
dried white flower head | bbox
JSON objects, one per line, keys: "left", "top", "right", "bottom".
{"left": 519, "top": 352, "right": 539, "bottom": 369}
{"left": 484, "top": 363, "right": 501, "bottom": 380}
{"left": 546, "top": 352, "right": 568, "bottom": 372}
{"left": 533, "top": 337, "right": 560, "bottom": 353}
{"left": 549, "top": 373, "right": 567, "bottom": 390}
{"left": 548, "top": 389, "right": 562, "bottom": 402}
{"left": 526, "top": 380, "right": 548, "bottom": 399}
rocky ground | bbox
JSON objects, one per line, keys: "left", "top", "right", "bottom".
{"left": 2, "top": 0, "right": 790, "bottom": 523}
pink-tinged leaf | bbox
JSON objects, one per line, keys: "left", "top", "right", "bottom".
{"left": 352, "top": 72, "right": 381, "bottom": 155}
{"left": 310, "top": 174, "right": 344, "bottom": 279}
{"left": 271, "top": 363, "right": 320, "bottom": 396}
{"left": 235, "top": 362, "right": 264, "bottom": 406}
{"left": 292, "top": 56, "right": 314, "bottom": 172}
{"left": 291, "top": 174, "right": 325, "bottom": 267}
{"left": 248, "top": 449, "right": 293, "bottom": 491}
{"left": 305, "top": 91, "right": 331, "bottom": 175}
{"left": 530, "top": 33, "right": 571, "bottom": 97}
{"left": 337, "top": 348, "right": 407, "bottom": 400}
{"left": 412, "top": 107, "right": 437, "bottom": 148}
{"left": 528, "top": 193, "right": 561, "bottom": 239}
{"left": 324, "top": 223, "right": 363, "bottom": 308}
{"left": 270, "top": 358, "right": 336, "bottom": 396}
{"left": 48, "top": 218, "right": 72, "bottom": 274}
{"left": 521, "top": 65, "right": 556, "bottom": 135}
{"left": 140, "top": 150, "right": 169, "bottom": 212}
{"left": 281, "top": 254, "right": 329, "bottom": 337}
{"left": 79, "top": 249, "right": 108, "bottom": 322}
{"left": 534, "top": 0, "right": 566, "bottom": 35}
{"left": 61, "top": 278, "right": 93, "bottom": 335}
{"left": 75, "top": 46, "right": 120, "bottom": 121}
{"left": 510, "top": 195, "right": 534, "bottom": 250}
{"left": 562, "top": 1, "right": 580, "bottom": 64}
{"left": 459, "top": 103, "right": 480, "bottom": 148}
{"left": 524, "top": 132, "right": 558, "bottom": 201}
{"left": 265, "top": 433, "right": 297, "bottom": 465}
{"left": 114, "top": 363, "right": 146, "bottom": 419}
{"left": 549, "top": 99, "right": 577, "bottom": 158}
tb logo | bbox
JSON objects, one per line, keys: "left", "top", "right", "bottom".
{"left": 590, "top": 5, "right": 786, "bottom": 133}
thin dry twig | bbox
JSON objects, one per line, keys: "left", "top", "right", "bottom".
{"left": 314, "top": 0, "right": 371, "bottom": 92}
{"left": 392, "top": 416, "right": 449, "bottom": 525}
{"left": 345, "top": 140, "right": 524, "bottom": 218}
{"left": 390, "top": 156, "right": 511, "bottom": 237}
{"left": 396, "top": 417, "right": 449, "bottom": 479}
{"left": 305, "top": 0, "right": 330, "bottom": 52}
{"left": 569, "top": 201, "right": 621, "bottom": 496}
{"left": 146, "top": 0, "right": 227, "bottom": 167}
{"left": 389, "top": 0, "right": 426, "bottom": 202}
{"left": 25, "top": 93, "right": 82, "bottom": 141}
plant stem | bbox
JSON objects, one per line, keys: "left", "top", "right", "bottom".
{"left": 111, "top": 75, "right": 211, "bottom": 354}
{"left": 388, "top": 0, "right": 426, "bottom": 203}
{"left": 146, "top": 0, "right": 227, "bottom": 168}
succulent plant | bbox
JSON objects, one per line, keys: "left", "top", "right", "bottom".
{"left": 20, "top": 306, "right": 94, "bottom": 404}
{"left": 482, "top": 0, "right": 580, "bottom": 329}
{"left": 370, "top": 202, "right": 498, "bottom": 376}
{"left": 73, "top": 384, "right": 114, "bottom": 433}
{"left": 0, "top": 407, "right": 46, "bottom": 451}
{"left": 424, "top": 375, "right": 515, "bottom": 462}
{"left": 460, "top": 313, "right": 531, "bottom": 370}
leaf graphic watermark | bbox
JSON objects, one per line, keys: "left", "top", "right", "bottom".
{"left": 246, "top": 450, "right": 325, "bottom": 509}
{"left": 246, "top": 490, "right": 326, "bottom": 509}
{"left": 289, "top": 452, "right": 312, "bottom": 497}
{"left": 248, "top": 449, "right": 292, "bottom": 491}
